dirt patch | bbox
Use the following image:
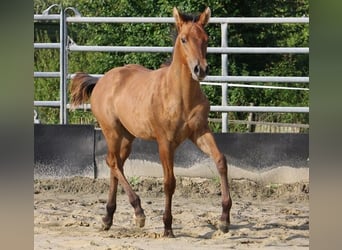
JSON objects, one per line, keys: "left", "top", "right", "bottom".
{"left": 34, "top": 176, "right": 309, "bottom": 200}
{"left": 34, "top": 176, "right": 309, "bottom": 249}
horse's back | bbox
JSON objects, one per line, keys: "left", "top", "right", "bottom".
{"left": 90, "top": 64, "right": 166, "bottom": 139}
{"left": 92, "top": 64, "right": 153, "bottom": 99}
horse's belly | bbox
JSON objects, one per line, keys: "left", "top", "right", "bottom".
{"left": 118, "top": 113, "right": 156, "bottom": 140}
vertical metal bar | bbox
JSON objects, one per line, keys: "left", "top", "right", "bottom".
{"left": 61, "top": 7, "right": 80, "bottom": 124}
{"left": 59, "top": 9, "right": 64, "bottom": 124}
{"left": 60, "top": 9, "right": 68, "bottom": 124}
{"left": 221, "top": 23, "right": 228, "bottom": 132}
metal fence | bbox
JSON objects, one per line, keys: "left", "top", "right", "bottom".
{"left": 34, "top": 4, "right": 309, "bottom": 132}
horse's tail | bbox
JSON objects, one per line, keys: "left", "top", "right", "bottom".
{"left": 69, "top": 72, "right": 99, "bottom": 110}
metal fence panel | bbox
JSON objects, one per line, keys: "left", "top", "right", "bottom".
{"left": 34, "top": 5, "right": 309, "bottom": 131}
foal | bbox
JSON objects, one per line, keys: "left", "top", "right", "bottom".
{"left": 70, "top": 7, "right": 232, "bottom": 237}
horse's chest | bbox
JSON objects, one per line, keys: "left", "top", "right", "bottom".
{"left": 164, "top": 104, "right": 183, "bottom": 121}
{"left": 160, "top": 103, "right": 207, "bottom": 142}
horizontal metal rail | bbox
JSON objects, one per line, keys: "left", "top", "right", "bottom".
{"left": 69, "top": 45, "right": 173, "bottom": 53}
{"left": 68, "top": 44, "right": 308, "bottom": 54}
{"left": 34, "top": 72, "right": 309, "bottom": 84}
{"left": 34, "top": 72, "right": 60, "bottom": 77}
{"left": 201, "top": 82, "right": 309, "bottom": 91}
{"left": 34, "top": 14, "right": 60, "bottom": 21}
{"left": 209, "top": 47, "right": 309, "bottom": 54}
{"left": 210, "top": 106, "right": 309, "bottom": 113}
{"left": 44, "top": 103, "right": 309, "bottom": 114}
{"left": 34, "top": 43, "right": 60, "bottom": 49}
{"left": 65, "top": 73, "right": 309, "bottom": 83}
{"left": 226, "top": 83, "right": 309, "bottom": 91}
{"left": 64, "top": 16, "right": 309, "bottom": 24}
{"left": 34, "top": 15, "right": 309, "bottom": 24}
{"left": 34, "top": 101, "right": 60, "bottom": 107}
{"left": 205, "top": 76, "right": 309, "bottom": 83}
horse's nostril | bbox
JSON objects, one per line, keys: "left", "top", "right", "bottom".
{"left": 194, "top": 65, "right": 200, "bottom": 75}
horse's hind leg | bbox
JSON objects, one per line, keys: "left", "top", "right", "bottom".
{"left": 191, "top": 130, "right": 232, "bottom": 233}
{"left": 101, "top": 128, "right": 145, "bottom": 230}
{"left": 102, "top": 166, "right": 118, "bottom": 230}
{"left": 101, "top": 128, "right": 122, "bottom": 230}
{"left": 117, "top": 137, "right": 145, "bottom": 228}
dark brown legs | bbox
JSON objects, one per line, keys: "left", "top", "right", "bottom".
{"left": 102, "top": 130, "right": 145, "bottom": 231}
{"left": 102, "top": 171, "right": 118, "bottom": 230}
{"left": 101, "top": 127, "right": 231, "bottom": 236}
{"left": 215, "top": 154, "right": 232, "bottom": 232}
{"left": 156, "top": 132, "right": 231, "bottom": 237}
{"left": 103, "top": 134, "right": 176, "bottom": 237}
{"left": 191, "top": 131, "right": 232, "bottom": 232}
{"left": 158, "top": 140, "right": 176, "bottom": 238}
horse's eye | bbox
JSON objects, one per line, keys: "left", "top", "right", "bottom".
{"left": 181, "top": 37, "right": 186, "bottom": 44}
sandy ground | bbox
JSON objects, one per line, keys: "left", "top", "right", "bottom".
{"left": 34, "top": 174, "right": 309, "bottom": 250}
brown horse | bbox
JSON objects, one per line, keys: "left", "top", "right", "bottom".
{"left": 70, "top": 7, "right": 232, "bottom": 237}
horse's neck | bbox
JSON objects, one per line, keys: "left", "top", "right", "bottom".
{"left": 167, "top": 62, "right": 201, "bottom": 108}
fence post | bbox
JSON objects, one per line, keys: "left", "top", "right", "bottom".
{"left": 42, "top": 4, "right": 65, "bottom": 124}
{"left": 247, "top": 103, "right": 255, "bottom": 132}
{"left": 59, "top": 8, "right": 68, "bottom": 124}
{"left": 221, "top": 23, "right": 228, "bottom": 132}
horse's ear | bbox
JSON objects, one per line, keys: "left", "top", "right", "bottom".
{"left": 198, "top": 7, "right": 211, "bottom": 27}
{"left": 173, "top": 7, "right": 184, "bottom": 30}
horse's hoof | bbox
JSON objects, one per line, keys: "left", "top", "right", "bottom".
{"left": 135, "top": 215, "right": 146, "bottom": 228}
{"left": 101, "top": 223, "right": 112, "bottom": 231}
{"left": 219, "top": 221, "right": 230, "bottom": 233}
{"left": 163, "top": 229, "right": 175, "bottom": 238}
{"left": 102, "top": 217, "right": 112, "bottom": 231}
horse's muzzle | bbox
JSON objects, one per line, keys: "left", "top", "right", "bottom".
{"left": 193, "top": 64, "right": 209, "bottom": 81}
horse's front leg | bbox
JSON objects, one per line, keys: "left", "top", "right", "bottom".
{"left": 191, "top": 131, "right": 232, "bottom": 232}
{"left": 158, "top": 140, "right": 176, "bottom": 237}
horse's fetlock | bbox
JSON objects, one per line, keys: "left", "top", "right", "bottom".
{"left": 222, "top": 197, "right": 232, "bottom": 210}
{"left": 130, "top": 195, "right": 142, "bottom": 208}
{"left": 163, "top": 213, "right": 173, "bottom": 227}
{"left": 106, "top": 204, "right": 116, "bottom": 215}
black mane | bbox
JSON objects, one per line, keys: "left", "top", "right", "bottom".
{"left": 179, "top": 11, "right": 200, "bottom": 23}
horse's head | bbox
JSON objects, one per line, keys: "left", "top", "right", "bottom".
{"left": 173, "top": 7, "right": 210, "bottom": 81}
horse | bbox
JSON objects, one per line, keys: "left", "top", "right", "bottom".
{"left": 70, "top": 7, "right": 232, "bottom": 238}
